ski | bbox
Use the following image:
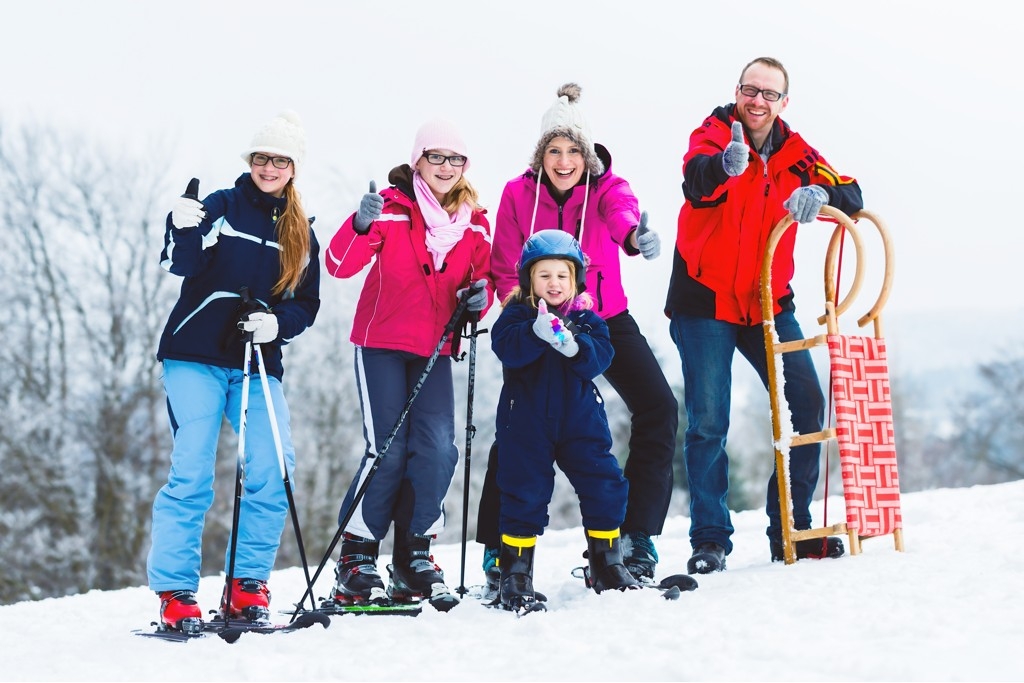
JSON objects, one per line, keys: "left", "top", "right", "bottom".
{"left": 215, "top": 611, "right": 330, "bottom": 643}
{"left": 571, "top": 566, "right": 698, "bottom": 599}
{"left": 133, "top": 612, "right": 329, "bottom": 643}
{"left": 302, "top": 596, "right": 423, "bottom": 617}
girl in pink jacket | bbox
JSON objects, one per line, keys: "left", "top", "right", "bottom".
{"left": 324, "top": 119, "right": 492, "bottom": 610}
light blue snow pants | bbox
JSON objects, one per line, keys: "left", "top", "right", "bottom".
{"left": 147, "top": 359, "right": 294, "bottom": 592}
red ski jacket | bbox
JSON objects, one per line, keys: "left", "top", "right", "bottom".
{"left": 324, "top": 165, "right": 493, "bottom": 357}
{"left": 667, "top": 104, "right": 863, "bottom": 325}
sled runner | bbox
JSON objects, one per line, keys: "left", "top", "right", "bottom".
{"left": 760, "top": 206, "right": 905, "bottom": 564}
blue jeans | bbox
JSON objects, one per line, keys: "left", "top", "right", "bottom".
{"left": 669, "top": 310, "right": 824, "bottom": 554}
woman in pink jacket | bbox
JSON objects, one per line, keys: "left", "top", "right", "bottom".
{"left": 478, "top": 84, "right": 678, "bottom": 594}
{"left": 324, "top": 119, "right": 492, "bottom": 610}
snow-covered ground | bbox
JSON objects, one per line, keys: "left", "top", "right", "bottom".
{"left": 3, "top": 480, "right": 1020, "bottom": 682}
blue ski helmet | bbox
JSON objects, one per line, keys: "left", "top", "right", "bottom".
{"left": 518, "top": 229, "right": 587, "bottom": 293}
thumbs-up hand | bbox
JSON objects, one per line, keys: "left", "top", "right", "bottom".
{"left": 721, "top": 121, "right": 749, "bottom": 177}
{"left": 353, "top": 180, "right": 384, "bottom": 234}
{"left": 171, "top": 178, "right": 205, "bottom": 230}
{"left": 635, "top": 211, "right": 660, "bottom": 260}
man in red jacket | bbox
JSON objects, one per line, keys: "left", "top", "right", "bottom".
{"left": 666, "top": 57, "right": 864, "bottom": 573}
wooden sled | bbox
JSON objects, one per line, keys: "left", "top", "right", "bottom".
{"left": 760, "top": 206, "right": 905, "bottom": 565}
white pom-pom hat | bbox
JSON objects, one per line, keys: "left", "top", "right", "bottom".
{"left": 530, "top": 83, "right": 604, "bottom": 176}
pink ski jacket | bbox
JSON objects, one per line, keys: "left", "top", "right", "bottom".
{"left": 491, "top": 145, "right": 640, "bottom": 320}
{"left": 324, "top": 167, "right": 493, "bottom": 357}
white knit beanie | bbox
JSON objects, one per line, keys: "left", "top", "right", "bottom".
{"left": 410, "top": 118, "right": 470, "bottom": 172}
{"left": 530, "top": 83, "right": 604, "bottom": 177}
{"left": 240, "top": 109, "right": 307, "bottom": 174}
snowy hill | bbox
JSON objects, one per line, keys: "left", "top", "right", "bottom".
{"left": 3, "top": 481, "right": 1021, "bottom": 682}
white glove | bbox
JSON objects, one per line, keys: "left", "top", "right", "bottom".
{"left": 532, "top": 300, "right": 579, "bottom": 357}
{"left": 238, "top": 311, "right": 279, "bottom": 344}
{"left": 171, "top": 196, "right": 205, "bottom": 230}
{"left": 783, "top": 185, "right": 829, "bottom": 224}
{"left": 635, "top": 211, "right": 660, "bottom": 260}
{"left": 721, "top": 121, "right": 749, "bottom": 177}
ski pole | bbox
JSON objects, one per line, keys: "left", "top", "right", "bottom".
{"left": 223, "top": 334, "right": 253, "bottom": 626}
{"left": 290, "top": 280, "right": 485, "bottom": 618}
{"left": 253, "top": 343, "right": 318, "bottom": 620}
{"left": 456, "top": 318, "right": 484, "bottom": 597}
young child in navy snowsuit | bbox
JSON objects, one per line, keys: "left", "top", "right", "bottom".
{"left": 491, "top": 229, "right": 638, "bottom": 612}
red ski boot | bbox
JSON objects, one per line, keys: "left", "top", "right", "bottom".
{"left": 220, "top": 578, "right": 271, "bottom": 622}
{"left": 158, "top": 590, "right": 203, "bottom": 634}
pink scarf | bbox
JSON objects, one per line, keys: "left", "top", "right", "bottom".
{"left": 413, "top": 171, "right": 473, "bottom": 270}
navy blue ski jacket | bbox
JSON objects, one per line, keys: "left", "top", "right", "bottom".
{"left": 156, "top": 173, "right": 321, "bottom": 379}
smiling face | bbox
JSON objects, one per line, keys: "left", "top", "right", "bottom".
{"left": 530, "top": 258, "right": 575, "bottom": 307}
{"left": 415, "top": 148, "right": 464, "bottom": 202}
{"left": 541, "top": 136, "right": 585, "bottom": 196}
{"left": 248, "top": 152, "right": 294, "bottom": 197}
{"left": 734, "top": 61, "right": 789, "bottom": 150}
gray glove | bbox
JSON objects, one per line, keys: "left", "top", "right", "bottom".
{"left": 635, "top": 211, "right": 660, "bottom": 260}
{"left": 353, "top": 180, "right": 384, "bottom": 234}
{"left": 171, "top": 196, "right": 205, "bottom": 230}
{"left": 721, "top": 121, "right": 749, "bottom": 177}
{"left": 783, "top": 185, "right": 829, "bottom": 224}
{"left": 457, "top": 279, "right": 488, "bottom": 312}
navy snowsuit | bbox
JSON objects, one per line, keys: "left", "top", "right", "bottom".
{"left": 492, "top": 299, "right": 629, "bottom": 536}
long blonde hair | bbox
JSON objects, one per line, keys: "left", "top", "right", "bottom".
{"left": 273, "top": 180, "right": 311, "bottom": 295}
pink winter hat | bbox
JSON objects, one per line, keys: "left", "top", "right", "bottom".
{"left": 410, "top": 119, "right": 470, "bottom": 172}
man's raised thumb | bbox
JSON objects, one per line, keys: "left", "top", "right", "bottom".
{"left": 731, "top": 121, "right": 744, "bottom": 143}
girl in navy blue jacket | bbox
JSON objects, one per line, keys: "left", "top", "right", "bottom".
{"left": 148, "top": 111, "right": 320, "bottom": 634}
{"left": 490, "top": 229, "right": 638, "bottom": 612}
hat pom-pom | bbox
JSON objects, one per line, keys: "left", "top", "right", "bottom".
{"left": 557, "top": 83, "right": 582, "bottom": 103}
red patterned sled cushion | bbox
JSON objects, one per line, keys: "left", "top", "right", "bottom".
{"left": 827, "top": 334, "right": 903, "bottom": 536}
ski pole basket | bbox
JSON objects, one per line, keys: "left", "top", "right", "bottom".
{"left": 760, "top": 205, "right": 905, "bottom": 565}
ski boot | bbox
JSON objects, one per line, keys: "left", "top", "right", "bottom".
{"left": 220, "top": 578, "right": 271, "bottom": 622}
{"left": 330, "top": 533, "right": 388, "bottom": 605}
{"left": 770, "top": 536, "right": 845, "bottom": 562}
{"left": 158, "top": 589, "right": 203, "bottom": 634}
{"left": 498, "top": 534, "right": 546, "bottom": 614}
{"left": 621, "top": 530, "right": 659, "bottom": 584}
{"left": 482, "top": 546, "right": 500, "bottom": 602}
{"left": 687, "top": 542, "right": 726, "bottom": 574}
{"left": 583, "top": 529, "right": 640, "bottom": 594}
{"left": 387, "top": 527, "right": 459, "bottom": 612}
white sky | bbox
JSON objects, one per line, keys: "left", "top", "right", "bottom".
{"left": 2, "top": 480, "right": 1020, "bottom": 681}
{"left": 3, "top": 0, "right": 1020, "bottom": 369}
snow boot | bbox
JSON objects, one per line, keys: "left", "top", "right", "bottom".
{"left": 770, "top": 536, "right": 845, "bottom": 562}
{"left": 499, "top": 534, "right": 543, "bottom": 611}
{"left": 585, "top": 529, "right": 640, "bottom": 594}
{"left": 388, "top": 527, "right": 457, "bottom": 610}
{"left": 686, "top": 542, "right": 726, "bottom": 574}
{"left": 158, "top": 589, "right": 203, "bottom": 634}
{"left": 621, "top": 530, "right": 659, "bottom": 583}
{"left": 482, "top": 545, "right": 501, "bottom": 602}
{"left": 220, "top": 578, "right": 271, "bottom": 622}
{"left": 332, "top": 533, "right": 387, "bottom": 603}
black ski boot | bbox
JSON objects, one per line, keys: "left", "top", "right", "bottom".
{"left": 330, "top": 533, "right": 387, "bottom": 604}
{"left": 621, "top": 530, "right": 659, "bottom": 583}
{"left": 584, "top": 529, "right": 640, "bottom": 594}
{"left": 387, "top": 527, "right": 459, "bottom": 612}
{"left": 499, "top": 535, "right": 545, "bottom": 613}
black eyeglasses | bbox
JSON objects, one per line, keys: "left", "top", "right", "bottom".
{"left": 422, "top": 151, "right": 468, "bottom": 167}
{"left": 250, "top": 153, "right": 293, "bottom": 169}
{"left": 737, "top": 84, "right": 786, "bottom": 102}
